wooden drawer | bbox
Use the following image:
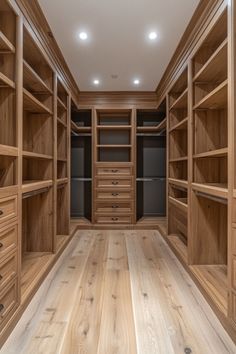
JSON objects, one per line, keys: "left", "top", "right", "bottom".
{"left": 95, "top": 190, "right": 133, "bottom": 200}
{"left": 0, "top": 253, "right": 17, "bottom": 291}
{"left": 96, "top": 166, "right": 132, "bottom": 176}
{"left": 96, "top": 177, "right": 132, "bottom": 189}
{"left": 0, "top": 224, "right": 18, "bottom": 260}
{"left": 0, "top": 278, "right": 18, "bottom": 327}
{"left": 95, "top": 201, "right": 133, "bottom": 214}
{"left": 95, "top": 214, "right": 132, "bottom": 224}
{"left": 0, "top": 195, "right": 18, "bottom": 226}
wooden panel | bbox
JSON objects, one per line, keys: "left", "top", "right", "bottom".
{"left": 0, "top": 278, "right": 18, "bottom": 329}
{"left": 95, "top": 214, "right": 132, "bottom": 224}
{"left": 79, "top": 92, "right": 157, "bottom": 106}
{"left": 0, "top": 195, "right": 17, "bottom": 226}
{"left": 95, "top": 190, "right": 133, "bottom": 200}
{"left": 95, "top": 201, "right": 133, "bottom": 214}
{"left": 95, "top": 177, "right": 132, "bottom": 189}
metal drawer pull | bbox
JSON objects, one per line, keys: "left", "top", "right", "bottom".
{"left": 0, "top": 243, "right": 3, "bottom": 248}
{"left": 112, "top": 193, "right": 119, "bottom": 196}
{"left": 112, "top": 170, "right": 118, "bottom": 173}
{"left": 112, "top": 181, "right": 119, "bottom": 185}
{"left": 0, "top": 304, "right": 4, "bottom": 312}
{"left": 112, "top": 205, "right": 119, "bottom": 209}
{"left": 0, "top": 210, "right": 3, "bottom": 216}
{"left": 112, "top": 217, "right": 118, "bottom": 221}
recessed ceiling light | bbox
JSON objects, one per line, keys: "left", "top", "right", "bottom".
{"left": 134, "top": 79, "right": 140, "bottom": 85}
{"left": 79, "top": 32, "right": 88, "bottom": 40}
{"left": 149, "top": 31, "right": 157, "bottom": 40}
{"left": 93, "top": 79, "right": 100, "bottom": 85}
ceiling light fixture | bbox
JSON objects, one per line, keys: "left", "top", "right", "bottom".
{"left": 93, "top": 79, "right": 100, "bottom": 85}
{"left": 134, "top": 79, "right": 140, "bottom": 85}
{"left": 79, "top": 32, "right": 88, "bottom": 40}
{"left": 149, "top": 31, "right": 157, "bottom": 40}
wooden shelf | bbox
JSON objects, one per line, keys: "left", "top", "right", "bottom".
{"left": 169, "top": 117, "right": 188, "bottom": 132}
{"left": 190, "top": 265, "right": 228, "bottom": 316}
{"left": 23, "top": 89, "right": 53, "bottom": 115}
{"left": 137, "top": 118, "right": 166, "bottom": 133}
{"left": 0, "top": 30, "right": 15, "bottom": 53}
{"left": 193, "top": 147, "right": 228, "bottom": 159}
{"left": 57, "top": 177, "right": 68, "bottom": 185}
{"left": 23, "top": 60, "right": 53, "bottom": 94}
{"left": 192, "top": 182, "right": 228, "bottom": 199}
{"left": 168, "top": 178, "right": 188, "bottom": 189}
{"left": 22, "top": 179, "right": 53, "bottom": 194}
{"left": 0, "top": 72, "right": 15, "bottom": 88}
{"left": 169, "top": 196, "right": 188, "bottom": 213}
{"left": 0, "top": 144, "right": 18, "bottom": 157}
{"left": 170, "top": 88, "right": 188, "bottom": 110}
{"left": 23, "top": 150, "right": 53, "bottom": 160}
{"left": 167, "top": 235, "right": 187, "bottom": 264}
{"left": 71, "top": 121, "right": 91, "bottom": 133}
{"left": 57, "top": 96, "right": 67, "bottom": 111}
{"left": 169, "top": 156, "right": 188, "bottom": 163}
{"left": 193, "top": 39, "right": 228, "bottom": 83}
{"left": 57, "top": 157, "right": 67, "bottom": 162}
{"left": 98, "top": 125, "right": 132, "bottom": 130}
{"left": 97, "top": 145, "right": 132, "bottom": 148}
{"left": 193, "top": 80, "right": 227, "bottom": 110}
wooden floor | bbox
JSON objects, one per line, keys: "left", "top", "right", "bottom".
{"left": 2, "top": 230, "right": 236, "bottom": 354}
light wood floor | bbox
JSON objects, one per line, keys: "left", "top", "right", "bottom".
{"left": 2, "top": 230, "right": 236, "bottom": 354}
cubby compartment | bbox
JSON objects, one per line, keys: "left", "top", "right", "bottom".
{"left": 169, "top": 68, "right": 188, "bottom": 108}
{"left": 192, "top": 10, "right": 227, "bottom": 78}
{"left": 136, "top": 108, "right": 166, "bottom": 130}
{"left": 169, "top": 184, "right": 188, "bottom": 206}
{"left": 191, "top": 191, "right": 228, "bottom": 315}
{"left": 98, "top": 147, "right": 131, "bottom": 162}
{"left": 57, "top": 124, "right": 67, "bottom": 160}
{"left": 0, "top": 156, "right": 16, "bottom": 187}
{"left": 21, "top": 188, "right": 53, "bottom": 298}
{"left": 23, "top": 112, "right": 53, "bottom": 156}
{"left": 194, "top": 156, "right": 227, "bottom": 189}
{"left": 169, "top": 109, "right": 188, "bottom": 130}
{"left": 169, "top": 160, "right": 187, "bottom": 181}
{"left": 193, "top": 109, "right": 227, "bottom": 155}
{"left": 169, "top": 129, "right": 187, "bottom": 160}
{"left": 23, "top": 27, "right": 53, "bottom": 94}
{"left": 57, "top": 184, "right": 69, "bottom": 236}
{"left": 98, "top": 129, "right": 131, "bottom": 145}
{"left": 23, "top": 157, "right": 52, "bottom": 184}
{"left": 97, "top": 110, "right": 131, "bottom": 126}
{"left": 57, "top": 80, "right": 68, "bottom": 108}
{"left": 57, "top": 161, "right": 67, "bottom": 179}
{"left": 72, "top": 109, "right": 91, "bottom": 127}
{"left": 0, "top": 88, "right": 16, "bottom": 147}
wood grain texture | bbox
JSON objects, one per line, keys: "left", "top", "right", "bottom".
{"left": 2, "top": 229, "right": 236, "bottom": 354}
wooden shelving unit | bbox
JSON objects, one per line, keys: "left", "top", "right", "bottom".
{"left": 167, "top": 67, "right": 189, "bottom": 251}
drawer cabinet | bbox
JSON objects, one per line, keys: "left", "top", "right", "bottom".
{"left": 0, "top": 278, "right": 18, "bottom": 328}
{"left": 96, "top": 166, "right": 132, "bottom": 176}
{"left": 95, "top": 214, "right": 132, "bottom": 224}
{"left": 0, "top": 224, "right": 18, "bottom": 261}
{"left": 0, "top": 253, "right": 17, "bottom": 291}
{"left": 95, "top": 201, "right": 133, "bottom": 214}
{"left": 95, "top": 190, "right": 133, "bottom": 200}
{"left": 96, "top": 177, "right": 132, "bottom": 189}
{"left": 0, "top": 195, "right": 18, "bottom": 226}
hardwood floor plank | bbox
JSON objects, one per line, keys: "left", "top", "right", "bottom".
{"left": 60, "top": 231, "right": 108, "bottom": 354}
{"left": 97, "top": 270, "right": 137, "bottom": 354}
{"left": 106, "top": 230, "right": 129, "bottom": 270}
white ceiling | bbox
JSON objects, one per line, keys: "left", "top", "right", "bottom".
{"left": 38, "top": 0, "right": 200, "bottom": 91}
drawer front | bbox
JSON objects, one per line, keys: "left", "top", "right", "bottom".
{"left": 96, "top": 178, "right": 132, "bottom": 189}
{"left": 95, "top": 214, "right": 132, "bottom": 224}
{"left": 96, "top": 190, "right": 133, "bottom": 200}
{"left": 95, "top": 202, "right": 133, "bottom": 214}
{"left": 0, "top": 195, "right": 18, "bottom": 226}
{"left": 0, "top": 224, "right": 18, "bottom": 260}
{"left": 0, "top": 253, "right": 17, "bottom": 291}
{"left": 0, "top": 278, "right": 18, "bottom": 327}
{"left": 96, "top": 166, "right": 132, "bottom": 176}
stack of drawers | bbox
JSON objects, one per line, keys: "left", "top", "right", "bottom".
{"left": 0, "top": 194, "right": 19, "bottom": 332}
{"left": 94, "top": 164, "right": 134, "bottom": 224}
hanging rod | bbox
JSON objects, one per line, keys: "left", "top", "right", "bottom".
{"left": 136, "top": 177, "right": 166, "bottom": 182}
{"left": 195, "top": 191, "right": 227, "bottom": 205}
{"left": 22, "top": 186, "right": 51, "bottom": 199}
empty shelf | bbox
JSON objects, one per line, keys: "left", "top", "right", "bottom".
{"left": 23, "top": 60, "right": 53, "bottom": 94}
{"left": 0, "top": 31, "right": 15, "bottom": 53}
{"left": 193, "top": 80, "right": 227, "bottom": 110}
{"left": 192, "top": 183, "right": 228, "bottom": 199}
{"left": 23, "top": 89, "right": 53, "bottom": 114}
{"left": 0, "top": 72, "right": 15, "bottom": 88}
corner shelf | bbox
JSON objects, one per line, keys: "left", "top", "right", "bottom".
{"left": 170, "top": 88, "right": 188, "bottom": 110}
{"left": 169, "top": 117, "right": 188, "bottom": 132}
{"left": 193, "top": 147, "right": 228, "bottom": 159}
